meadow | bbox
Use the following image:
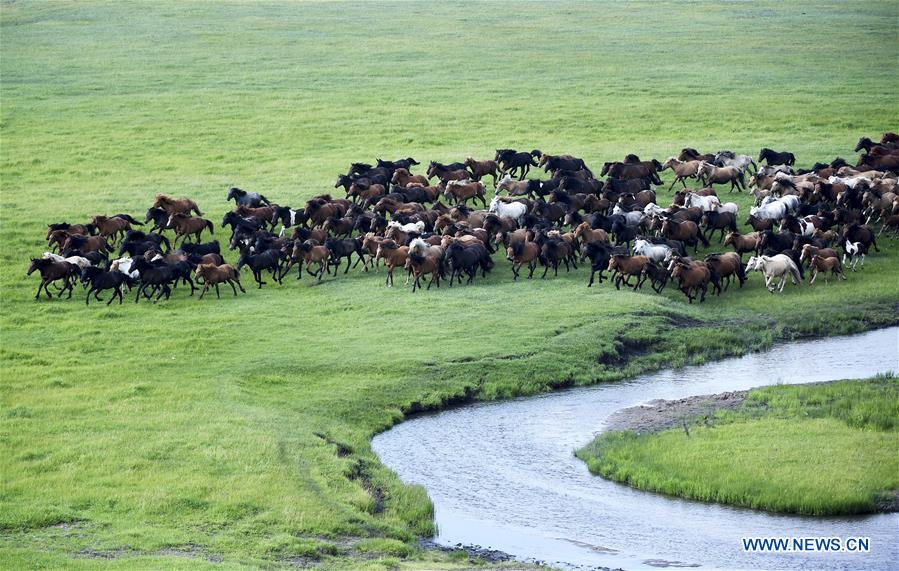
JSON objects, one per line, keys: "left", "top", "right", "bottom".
{"left": 2, "top": 1, "right": 898, "bottom": 568}
{"left": 576, "top": 377, "right": 899, "bottom": 515}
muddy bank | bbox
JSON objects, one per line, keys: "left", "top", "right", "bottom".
{"left": 601, "top": 390, "right": 749, "bottom": 434}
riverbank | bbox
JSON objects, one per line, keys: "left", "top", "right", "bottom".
{"left": 577, "top": 377, "right": 899, "bottom": 516}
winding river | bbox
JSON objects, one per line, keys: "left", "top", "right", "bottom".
{"left": 373, "top": 327, "right": 899, "bottom": 570}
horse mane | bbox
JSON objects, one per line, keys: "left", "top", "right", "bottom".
{"left": 511, "top": 240, "right": 525, "bottom": 257}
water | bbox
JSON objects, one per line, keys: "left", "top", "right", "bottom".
{"left": 373, "top": 327, "right": 899, "bottom": 570}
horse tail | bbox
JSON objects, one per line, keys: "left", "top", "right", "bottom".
{"left": 737, "top": 170, "right": 746, "bottom": 189}
{"left": 194, "top": 204, "right": 204, "bottom": 216}
{"left": 698, "top": 229, "right": 710, "bottom": 247}
{"left": 259, "top": 194, "right": 271, "bottom": 205}
{"left": 531, "top": 149, "right": 542, "bottom": 158}
{"left": 206, "top": 220, "right": 214, "bottom": 234}
{"left": 871, "top": 235, "right": 880, "bottom": 252}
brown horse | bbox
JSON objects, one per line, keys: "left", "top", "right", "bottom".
{"left": 661, "top": 158, "right": 703, "bottom": 191}
{"left": 195, "top": 264, "right": 246, "bottom": 298}
{"left": 608, "top": 254, "right": 648, "bottom": 290}
{"left": 704, "top": 252, "right": 744, "bottom": 290}
{"left": 464, "top": 157, "right": 500, "bottom": 186}
{"left": 153, "top": 194, "right": 203, "bottom": 216}
{"left": 235, "top": 204, "right": 279, "bottom": 229}
{"left": 573, "top": 222, "right": 609, "bottom": 244}
{"left": 669, "top": 258, "right": 714, "bottom": 303}
{"left": 724, "top": 231, "right": 761, "bottom": 259}
{"left": 444, "top": 180, "right": 487, "bottom": 207}
{"left": 697, "top": 162, "right": 745, "bottom": 192}
{"left": 678, "top": 148, "right": 716, "bottom": 163}
{"left": 661, "top": 218, "right": 708, "bottom": 252}
{"left": 391, "top": 168, "right": 429, "bottom": 187}
{"left": 62, "top": 234, "right": 113, "bottom": 254}
{"left": 504, "top": 239, "right": 539, "bottom": 280}
{"left": 799, "top": 244, "right": 838, "bottom": 267}
{"left": 808, "top": 254, "right": 846, "bottom": 284}
{"left": 166, "top": 214, "right": 214, "bottom": 244}
{"left": 375, "top": 240, "right": 409, "bottom": 287}
{"left": 27, "top": 258, "right": 78, "bottom": 300}
{"left": 90, "top": 215, "right": 132, "bottom": 243}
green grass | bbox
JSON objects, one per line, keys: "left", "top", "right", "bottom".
{"left": 2, "top": 0, "right": 899, "bottom": 568}
{"left": 576, "top": 377, "right": 899, "bottom": 515}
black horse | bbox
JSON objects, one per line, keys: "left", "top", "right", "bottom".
{"left": 130, "top": 257, "right": 178, "bottom": 302}
{"left": 758, "top": 148, "right": 796, "bottom": 166}
{"left": 495, "top": 149, "right": 541, "bottom": 180}
{"left": 81, "top": 266, "right": 135, "bottom": 305}
{"left": 227, "top": 187, "right": 270, "bottom": 208}
{"left": 179, "top": 240, "right": 221, "bottom": 257}
{"left": 542, "top": 155, "right": 593, "bottom": 177}
{"left": 325, "top": 237, "right": 363, "bottom": 274}
{"left": 237, "top": 248, "right": 284, "bottom": 288}
{"left": 445, "top": 241, "right": 492, "bottom": 285}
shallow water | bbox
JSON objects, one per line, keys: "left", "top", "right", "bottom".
{"left": 373, "top": 327, "right": 899, "bottom": 570}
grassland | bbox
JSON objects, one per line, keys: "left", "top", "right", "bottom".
{"left": 2, "top": 1, "right": 899, "bottom": 568}
{"left": 576, "top": 377, "right": 899, "bottom": 515}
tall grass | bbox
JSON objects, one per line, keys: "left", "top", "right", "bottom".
{"left": 577, "top": 378, "right": 899, "bottom": 515}
{"left": 2, "top": 0, "right": 898, "bottom": 567}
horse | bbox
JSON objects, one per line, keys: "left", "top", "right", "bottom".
{"left": 682, "top": 191, "right": 721, "bottom": 212}
{"left": 427, "top": 161, "right": 470, "bottom": 183}
{"left": 166, "top": 214, "right": 214, "bottom": 245}
{"left": 661, "top": 218, "right": 708, "bottom": 252}
{"left": 42, "top": 252, "right": 92, "bottom": 271}
{"left": 237, "top": 248, "right": 284, "bottom": 288}
{"left": 704, "top": 252, "right": 744, "bottom": 291}
{"left": 808, "top": 255, "right": 846, "bottom": 285}
{"left": 661, "top": 158, "right": 702, "bottom": 191}
{"left": 375, "top": 240, "right": 410, "bottom": 287}
{"left": 798, "top": 244, "right": 838, "bottom": 268}
{"left": 444, "top": 180, "right": 487, "bottom": 207}
{"left": 61, "top": 234, "right": 113, "bottom": 255}
{"left": 445, "top": 240, "right": 492, "bottom": 284}
{"left": 27, "top": 258, "right": 79, "bottom": 301}
{"left": 842, "top": 223, "right": 879, "bottom": 254}
{"left": 697, "top": 162, "right": 745, "bottom": 192}
{"left": 128, "top": 257, "right": 179, "bottom": 302}
{"left": 494, "top": 149, "right": 540, "bottom": 180}
{"left": 724, "top": 231, "right": 762, "bottom": 259}
{"left": 745, "top": 255, "right": 801, "bottom": 292}
{"left": 669, "top": 258, "right": 715, "bottom": 303}
{"left": 195, "top": 264, "right": 246, "bottom": 298}
{"left": 506, "top": 240, "right": 539, "bottom": 280}
{"left": 714, "top": 151, "right": 757, "bottom": 174}
{"left": 539, "top": 154, "right": 593, "bottom": 177}
{"left": 80, "top": 266, "right": 135, "bottom": 305}
{"left": 227, "top": 187, "right": 270, "bottom": 208}
{"left": 608, "top": 255, "right": 648, "bottom": 290}
{"left": 488, "top": 195, "right": 527, "bottom": 225}
{"left": 601, "top": 161, "right": 663, "bottom": 185}
{"left": 325, "top": 237, "right": 363, "bottom": 274}
{"left": 700, "top": 211, "right": 737, "bottom": 243}
{"left": 841, "top": 240, "right": 868, "bottom": 270}
{"left": 391, "top": 168, "right": 429, "bottom": 188}
{"left": 46, "top": 222, "right": 95, "bottom": 240}
{"left": 153, "top": 194, "right": 203, "bottom": 216}
{"left": 632, "top": 238, "right": 673, "bottom": 263}
{"left": 464, "top": 157, "right": 500, "bottom": 186}
{"left": 678, "top": 148, "right": 716, "bottom": 163}
{"left": 758, "top": 148, "right": 796, "bottom": 166}
{"left": 90, "top": 215, "right": 136, "bottom": 243}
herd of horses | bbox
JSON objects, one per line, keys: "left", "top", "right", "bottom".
{"left": 28, "top": 134, "right": 899, "bottom": 304}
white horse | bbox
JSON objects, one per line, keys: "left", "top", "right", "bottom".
{"left": 611, "top": 205, "right": 644, "bottom": 226}
{"left": 110, "top": 257, "right": 140, "bottom": 278}
{"left": 829, "top": 175, "right": 869, "bottom": 190}
{"left": 714, "top": 201, "right": 739, "bottom": 216}
{"left": 714, "top": 152, "right": 757, "bottom": 174}
{"left": 387, "top": 220, "right": 425, "bottom": 234}
{"left": 746, "top": 255, "right": 802, "bottom": 292}
{"left": 683, "top": 192, "right": 721, "bottom": 212}
{"left": 842, "top": 241, "right": 866, "bottom": 270}
{"left": 489, "top": 195, "right": 527, "bottom": 225}
{"left": 757, "top": 164, "right": 793, "bottom": 177}
{"left": 633, "top": 238, "right": 672, "bottom": 263}
{"left": 42, "top": 251, "right": 92, "bottom": 270}
{"left": 643, "top": 203, "right": 666, "bottom": 217}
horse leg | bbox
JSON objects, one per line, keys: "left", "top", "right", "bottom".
{"left": 106, "top": 287, "right": 117, "bottom": 305}
{"left": 199, "top": 283, "right": 208, "bottom": 299}
{"left": 344, "top": 254, "right": 352, "bottom": 274}
{"left": 588, "top": 269, "right": 596, "bottom": 287}
{"left": 214, "top": 283, "right": 221, "bottom": 298}
{"left": 84, "top": 285, "right": 94, "bottom": 305}
{"left": 699, "top": 283, "right": 707, "bottom": 303}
